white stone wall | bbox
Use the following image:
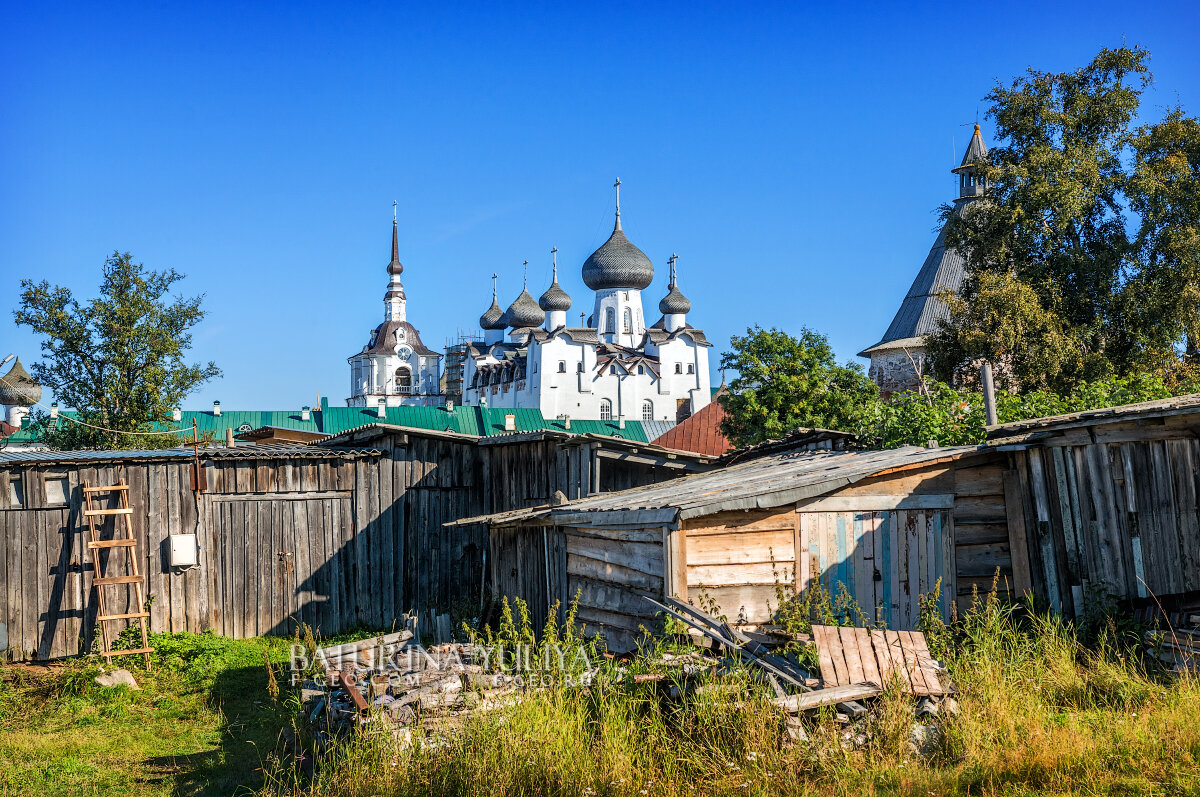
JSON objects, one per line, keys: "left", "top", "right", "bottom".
{"left": 461, "top": 334, "right": 710, "bottom": 422}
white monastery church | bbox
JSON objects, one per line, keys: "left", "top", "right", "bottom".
{"left": 348, "top": 184, "right": 712, "bottom": 422}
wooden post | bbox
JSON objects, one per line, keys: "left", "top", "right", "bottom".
{"left": 981, "top": 362, "right": 998, "bottom": 427}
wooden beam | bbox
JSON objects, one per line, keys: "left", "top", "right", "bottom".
{"left": 795, "top": 494, "right": 955, "bottom": 512}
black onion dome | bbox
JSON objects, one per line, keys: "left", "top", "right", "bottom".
{"left": 479, "top": 297, "right": 505, "bottom": 330}
{"left": 659, "top": 284, "right": 691, "bottom": 315}
{"left": 539, "top": 278, "right": 572, "bottom": 312}
{"left": 582, "top": 226, "right": 654, "bottom": 290}
{"left": 0, "top": 358, "right": 42, "bottom": 406}
{"left": 505, "top": 289, "right": 544, "bottom": 329}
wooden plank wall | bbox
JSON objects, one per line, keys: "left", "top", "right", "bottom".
{"left": 951, "top": 456, "right": 1014, "bottom": 611}
{"left": 1007, "top": 434, "right": 1200, "bottom": 616}
{"left": 562, "top": 524, "right": 663, "bottom": 653}
{"left": 800, "top": 508, "right": 951, "bottom": 629}
{"left": 683, "top": 508, "right": 796, "bottom": 625}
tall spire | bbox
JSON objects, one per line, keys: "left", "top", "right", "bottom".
{"left": 387, "top": 200, "right": 403, "bottom": 276}
{"left": 613, "top": 177, "right": 622, "bottom": 231}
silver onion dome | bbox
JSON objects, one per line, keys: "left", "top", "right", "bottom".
{"left": 479, "top": 297, "right": 505, "bottom": 330}
{"left": 504, "top": 289, "right": 544, "bottom": 329}
{"left": 659, "top": 284, "right": 691, "bottom": 315}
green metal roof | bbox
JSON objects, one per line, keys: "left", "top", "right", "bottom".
{"left": 4, "top": 402, "right": 661, "bottom": 445}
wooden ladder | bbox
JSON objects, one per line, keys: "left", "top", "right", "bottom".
{"left": 84, "top": 481, "right": 153, "bottom": 668}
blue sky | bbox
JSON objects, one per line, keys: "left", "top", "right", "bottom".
{"left": 3, "top": 1, "right": 1198, "bottom": 410}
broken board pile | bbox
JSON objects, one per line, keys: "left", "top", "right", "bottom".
{"left": 297, "top": 601, "right": 958, "bottom": 755}
{"left": 1137, "top": 602, "right": 1200, "bottom": 674}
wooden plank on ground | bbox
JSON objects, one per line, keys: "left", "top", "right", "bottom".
{"left": 771, "top": 683, "right": 881, "bottom": 712}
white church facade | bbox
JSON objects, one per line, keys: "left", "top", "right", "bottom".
{"left": 462, "top": 183, "right": 711, "bottom": 422}
{"left": 346, "top": 205, "right": 443, "bottom": 407}
{"left": 347, "top": 185, "right": 712, "bottom": 422}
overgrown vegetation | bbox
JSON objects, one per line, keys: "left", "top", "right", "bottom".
{"left": 260, "top": 586, "right": 1198, "bottom": 797}
{"left": 2, "top": 592, "right": 1197, "bottom": 796}
{"left": 717, "top": 324, "right": 1195, "bottom": 448}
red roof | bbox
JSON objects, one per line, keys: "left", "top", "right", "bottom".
{"left": 652, "top": 399, "right": 732, "bottom": 457}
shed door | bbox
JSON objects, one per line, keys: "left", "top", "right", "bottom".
{"left": 798, "top": 510, "right": 952, "bottom": 630}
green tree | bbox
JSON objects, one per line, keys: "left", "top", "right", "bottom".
{"left": 14, "top": 252, "right": 221, "bottom": 449}
{"left": 929, "top": 46, "right": 1200, "bottom": 392}
{"left": 1126, "top": 107, "right": 1200, "bottom": 375}
{"left": 718, "top": 326, "right": 879, "bottom": 447}
{"left": 876, "top": 373, "right": 1185, "bottom": 449}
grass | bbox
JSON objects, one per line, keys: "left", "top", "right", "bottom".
{"left": 0, "top": 631, "right": 298, "bottom": 796}
{"left": 2, "top": 595, "right": 1198, "bottom": 796}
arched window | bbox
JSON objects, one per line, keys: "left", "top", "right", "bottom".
{"left": 599, "top": 399, "right": 613, "bottom": 421}
{"left": 674, "top": 363, "right": 682, "bottom": 374}
{"left": 623, "top": 308, "right": 632, "bottom": 333}
{"left": 395, "top": 367, "right": 412, "bottom": 392}
{"left": 642, "top": 399, "right": 654, "bottom": 420}
{"left": 557, "top": 360, "right": 567, "bottom": 373}
{"left": 605, "top": 308, "right": 616, "bottom": 333}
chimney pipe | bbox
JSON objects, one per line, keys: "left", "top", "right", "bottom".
{"left": 213, "top": 400, "right": 221, "bottom": 416}
{"left": 376, "top": 400, "right": 387, "bottom": 418}
{"left": 301, "top": 406, "right": 311, "bottom": 421}
{"left": 225, "top": 427, "right": 235, "bottom": 448}
{"left": 504, "top": 413, "right": 516, "bottom": 432}
{"left": 172, "top": 408, "right": 182, "bottom": 422}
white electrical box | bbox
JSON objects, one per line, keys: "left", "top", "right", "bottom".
{"left": 168, "top": 534, "right": 199, "bottom": 568}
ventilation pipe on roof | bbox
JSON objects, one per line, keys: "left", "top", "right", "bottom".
{"left": 49, "top": 403, "right": 58, "bottom": 420}
{"left": 225, "top": 427, "right": 235, "bottom": 448}
{"left": 618, "top": 416, "right": 626, "bottom": 430}
{"left": 301, "top": 406, "right": 311, "bottom": 421}
{"left": 376, "top": 399, "right": 387, "bottom": 418}
{"left": 213, "top": 401, "right": 221, "bottom": 416}
{"left": 445, "top": 398, "right": 454, "bottom": 413}
{"left": 504, "top": 414, "right": 516, "bottom": 432}
{"left": 172, "top": 408, "right": 182, "bottom": 422}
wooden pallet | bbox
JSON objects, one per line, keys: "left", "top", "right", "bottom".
{"left": 811, "top": 625, "right": 943, "bottom": 696}
{"left": 84, "top": 481, "right": 153, "bottom": 668}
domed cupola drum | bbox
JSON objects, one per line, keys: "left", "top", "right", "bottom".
{"left": 539, "top": 247, "right": 572, "bottom": 329}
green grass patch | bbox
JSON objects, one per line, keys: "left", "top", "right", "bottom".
{"left": 0, "top": 631, "right": 297, "bottom": 796}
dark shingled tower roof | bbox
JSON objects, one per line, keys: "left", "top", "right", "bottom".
{"left": 860, "top": 126, "right": 988, "bottom": 356}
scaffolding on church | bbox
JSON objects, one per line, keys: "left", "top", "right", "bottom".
{"left": 443, "top": 329, "right": 480, "bottom": 404}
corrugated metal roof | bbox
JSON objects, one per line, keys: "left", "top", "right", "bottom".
{"left": 3, "top": 405, "right": 666, "bottom": 444}
{"left": 0, "top": 443, "right": 380, "bottom": 467}
{"left": 457, "top": 444, "right": 985, "bottom": 525}
{"left": 0, "top": 448, "right": 193, "bottom": 465}
{"left": 651, "top": 401, "right": 731, "bottom": 457}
